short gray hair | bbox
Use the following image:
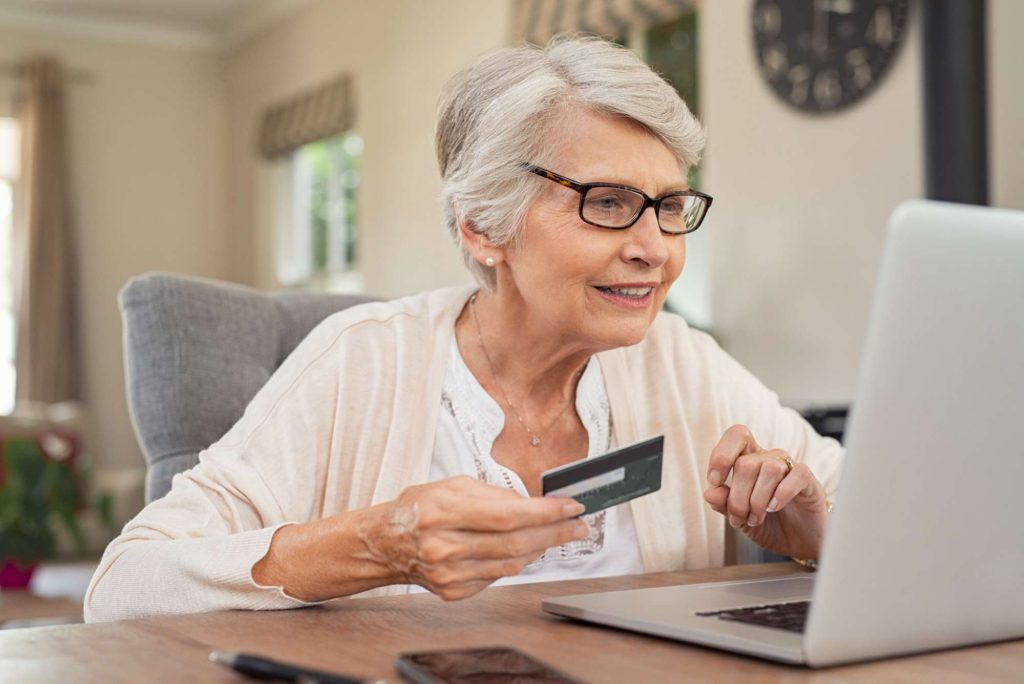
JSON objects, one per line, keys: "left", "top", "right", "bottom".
{"left": 435, "top": 35, "right": 705, "bottom": 290}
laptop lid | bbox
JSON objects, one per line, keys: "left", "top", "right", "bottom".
{"left": 805, "top": 200, "right": 1024, "bottom": 666}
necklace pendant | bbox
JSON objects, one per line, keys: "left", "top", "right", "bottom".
{"left": 530, "top": 436, "right": 542, "bottom": 447}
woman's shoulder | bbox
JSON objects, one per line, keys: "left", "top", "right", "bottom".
{"left": 319, "top": 285, "right": 473, "bottom": 332}
{"left": 264, "top": 285, "right": 474, "bottom": 391}
{"left": 602, "top": 310, "right": 746, "bottom": 395}
{"left": 638, "top": 310, "right": 724, "bottom": 359}
{"left": 299, "top": 285, "right": 474, "bottom": 349}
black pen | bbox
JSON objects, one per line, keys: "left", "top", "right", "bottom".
{"left": 210, "top": 651, "right": 384, "bottom": 684}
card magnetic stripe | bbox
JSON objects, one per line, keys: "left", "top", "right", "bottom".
{"left": 542, "top": 435, "right": 664, "bottom": 494}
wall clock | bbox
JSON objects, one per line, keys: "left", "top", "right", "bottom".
{"left": 752, "top": 0, "right": 911, "bottom": 113}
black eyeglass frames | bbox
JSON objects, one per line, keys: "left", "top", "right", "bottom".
{"left": 524, "top": 164, "right": 713, "bottom": 235}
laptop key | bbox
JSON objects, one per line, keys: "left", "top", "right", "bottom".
{"left": 695, "top": 600, "right": 810, "bottom": 634}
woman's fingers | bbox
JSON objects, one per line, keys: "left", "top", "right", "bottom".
{"left": 723, "top": 449, "right": 786, "bottom": 527}
{"left": 704, "top": 449, "right": 799, "bottom": 526}
{"left": 418, "top": 556, "right": 531, "bottom": 597}
{"left": 433, "top": 494, "right": 584, "bottom": 532}
{"left": 765, "top": 463, "right": 817, "bottom": 514}
{"left": 420, "top": 518, "right": 589, "bottom": 563}
{"left": 703, "top": 484, "right": 729, "bottom": 515}
{"left": 408, "top": 476, "right": 585, "bottom": 532}
{"left": 744, "top": 452, "right": 792, "bottom": 527}
{"left": 423, "top": 552, "right": 542, "bottom": 601}
{"left": 471, "top": 518, "right": 590, "bottom": 560}
{"left": 707, "top": 424, "right": 761, "bottom": 486}
{"left": 725, "top": 452, "right": 762, "bottom": 527}
{"left": 394, "top": 476, "right": 594, "bottom": 600}
{"left": 702, "top": 430, "right": 830, "bottom": 559}
{"left": 414, "top": 519, "right": 589, "bottom": 600}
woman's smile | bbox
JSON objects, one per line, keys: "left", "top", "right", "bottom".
{"left": 591, "top": 282, "right": 659, "bottom": 310}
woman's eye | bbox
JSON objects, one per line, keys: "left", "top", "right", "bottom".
{"left": 660, "top": 198, "right": 684, "bottom": 215}
{"left": 587, "top": 195, "right": 624, "bottom": 212}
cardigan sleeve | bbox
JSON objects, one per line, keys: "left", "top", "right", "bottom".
{"left": 84, "top": 317, "right": 356, "bottom": 623}
{"left": 694, "top": 329, "right": 846, "bottom": 496}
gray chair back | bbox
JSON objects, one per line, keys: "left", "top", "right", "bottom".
{"left": 119, "top": 272, "right": 376, "bottom": 503}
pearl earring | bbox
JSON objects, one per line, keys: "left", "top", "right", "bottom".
{"left": 485, "top": 257, "right": 495, "bottom": 267}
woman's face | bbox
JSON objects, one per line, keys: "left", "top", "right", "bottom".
{"left": 498, "top": 109, "right": 689, "bottom": 352}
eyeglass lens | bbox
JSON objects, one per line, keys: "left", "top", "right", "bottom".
{"left": 582, "top": 187, "right": 707, "bottom": 233}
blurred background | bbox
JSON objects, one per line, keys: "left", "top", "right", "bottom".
{"left": 0, "top": 0, "right": 1020, "bottom": 551}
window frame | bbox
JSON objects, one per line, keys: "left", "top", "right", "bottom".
{"left": 0, "top": 115, "right": 21, "bottom": 414}
{"left": 273, "top": 130, "right": 364, "bottom": 294}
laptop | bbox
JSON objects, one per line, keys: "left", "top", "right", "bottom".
{"left": 542, "top": 200, "right": 1024, "bottom": 667}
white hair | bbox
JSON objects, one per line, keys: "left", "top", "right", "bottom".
{"left": 435, "top": 35, "right": 706, "bottom": 291}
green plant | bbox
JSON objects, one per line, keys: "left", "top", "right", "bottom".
{"left": 0, "top": 437, "right": 114, "bottom": 567}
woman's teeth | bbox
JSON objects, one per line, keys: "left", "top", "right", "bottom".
{"left": 597, "top": 286, "right": 653, "bottom": 297}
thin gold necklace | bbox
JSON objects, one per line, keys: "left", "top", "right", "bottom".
{"left": 469, "top": 293, "right": 578, "bottom": 447}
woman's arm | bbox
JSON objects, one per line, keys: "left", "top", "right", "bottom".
{"left": 703, "top": 424, "right": 830, "bottom": 559}
{"left": 85, "top": 462, "right": 586, "bottom": 622}
{"left": 683, "top": 326, "right": 845, "bottom": 559}
{"left": 83, "top": 453, "right": 321, "bottom": 622}
{"left": 86, "top": 313, "right": 374, "bottom": 622}
{"left": 251, "top": 476, "right": 588, "bottom": 603}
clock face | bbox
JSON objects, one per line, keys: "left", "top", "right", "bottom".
{"left": 752, "top": 0, "right": 910, "bottom": 113}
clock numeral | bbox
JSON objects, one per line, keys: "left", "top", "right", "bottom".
{"left": 754, "top": 2, "right": 782, "bottom": 37}
{"left": 867, "top": 6, "right": 894, "bottom": 48}
{"left": 814, "top": 69, "right": 842, "bottom": 108}
{"left": 754, "top": 0, "right": 907, "bottom": 112}
{"left": 828, "top": 0, "right": 856, "bottom": 13}
{"left": 846, "top": 49, "right": 873, "bottom": 89}
{"left": 763, "top": 43, "right": 788, "bottom": 80}
{"left": 788, "top": 65, "right": 811, "bottom": 106}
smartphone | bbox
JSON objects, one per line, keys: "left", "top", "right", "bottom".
{"left": 395, "top": 647, "right": 580, "bottom": 684}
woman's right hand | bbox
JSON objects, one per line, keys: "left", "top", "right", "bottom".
{"left": 366, "top": 476, "right": 588, "bottom": 600}
{"left": 253, "top": 475, "right": 588, "bottom": 602}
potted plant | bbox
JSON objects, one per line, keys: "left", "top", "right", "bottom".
{"left": 0, "top": 435, "right": 113, "bottom": 589}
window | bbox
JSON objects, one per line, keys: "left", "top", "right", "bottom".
{"left": 627, "top": 10, "right": 711, "bottom": 330}
{"left": 641, "top": 12, "right": 700, "bottom": 187}
{"left": 275, "top": 131, "right": 363, "bottom": 292}
{"left": 0, "top": 116, "right": 20, "bottom": 414}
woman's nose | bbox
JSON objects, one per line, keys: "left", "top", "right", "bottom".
{"left": 621, "top": 206, "right": 670, "bottom": 269}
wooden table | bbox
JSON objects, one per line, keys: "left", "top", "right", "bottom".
{"left": 0, "top": 563, "right": 1020, "bottom": 683}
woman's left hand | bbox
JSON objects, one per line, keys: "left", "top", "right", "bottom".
{"left": 703, "top": 425, "right": 829, "bottom": 559}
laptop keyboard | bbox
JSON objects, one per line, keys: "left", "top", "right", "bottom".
{"left": 696, "top": 600, "right": 810, "bottom": 633}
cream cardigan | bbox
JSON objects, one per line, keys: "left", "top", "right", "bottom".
{"left": 85, "top": 285, "right": 844, "bottom": 622}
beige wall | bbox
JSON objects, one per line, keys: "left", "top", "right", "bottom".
{"left": 700, "top": 0, "right": 1021, "bottom": 407}
{"left": 224, "top": 0, "right": 504, "bottom": 296}
{"left": 991, "top": 0, "right": 1024, "bottom": 211}
{"left": 0, "top": 27, "right": 227, "bottom": 488}
{"left": 700, "top": 2, "right": 925, "bottom": 407}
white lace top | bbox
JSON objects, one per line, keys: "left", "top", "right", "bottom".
{"left": 406, "top": 338, "right": 645, "bottom": 593}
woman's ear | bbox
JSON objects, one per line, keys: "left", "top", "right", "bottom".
{"left": 459, "top": 218, "right": 503, "bottom": 268}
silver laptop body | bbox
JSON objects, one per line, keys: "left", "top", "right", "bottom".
{"left": 542, "top": 200, "right": 1024, "bottom": 667}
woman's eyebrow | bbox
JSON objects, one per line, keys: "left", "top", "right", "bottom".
{"left": 651, "top": 182, "right": 690, "bottom": 196}
{"left": 590, "top": 177, "right": 689, "bottom": 194}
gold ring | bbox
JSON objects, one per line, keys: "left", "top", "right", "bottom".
{"left": 777, "top": 455, "right": 794, "bottom": 476}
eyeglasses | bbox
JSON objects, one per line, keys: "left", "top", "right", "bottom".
{"left": 524, "top": 164, "right": 713, "bottom": 235}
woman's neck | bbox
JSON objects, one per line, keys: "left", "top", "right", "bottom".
{"left": 455, "top": 289, "right": 594, "bottom": 420}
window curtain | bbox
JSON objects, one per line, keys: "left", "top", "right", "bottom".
{"left": 510, "top": 0, "right": 695, "bottom": 44}
{"left": 13, "top": 57, "right": 80, "bottom": 404}
{"left": 258, "top": 76, "right": 354, "bottom": 160}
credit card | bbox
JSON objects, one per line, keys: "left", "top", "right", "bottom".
{"left": 541, "top": 435, "right": 664, "bottom": 516}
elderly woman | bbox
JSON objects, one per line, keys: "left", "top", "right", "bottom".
{"left": 85, "top": 37, "right": 842, "bottom": 622}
